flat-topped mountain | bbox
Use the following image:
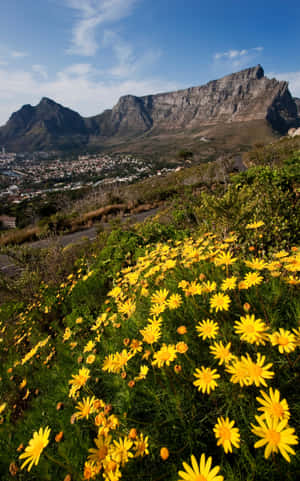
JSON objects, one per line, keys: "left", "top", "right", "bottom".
{"left": 0, "top": 65, "right": 299, "bottom": 154}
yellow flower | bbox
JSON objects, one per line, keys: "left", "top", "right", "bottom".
{"left": 117, "top": 298, "right": 136, "bottom": 318}
{"left": 221, "top": 276, "right": 237, "bottom": 291}
{"left": 178, "top": 453, "right": 223, "bottom": 481}
{"left": 134, "top": 433, "right": 149, "bottom": 457}
{"left": 152, "top": 344, "right": 177, "bottom": 368}
{"left": 177, "top": 325, "right": 187, "bottom": 335}
{"left": 88, "top": 435, "right": 111, "bottom": 464}
{"left": 19, "top": 427, "right": 51, "bottom": 471}
{"left": 151, "top": 288, "right": 169, "bottom": 305}
{"left": 193, "top": 366, "right": 220, "bottom": 394}
{"left": 234, "top": 314, "right": 269, "bottom": 345}
{"left": 149, "top": 303, "right": 166, "bottom": 316}
{"left": 274, "top": 250, "right": 289, "bottom": 259}
{"left": 140, "top": 322, "right": 161, "bottom": 345}
{"left": 251, "top": 414, "right": 298, "bottom": 462}
{"left": 135, "top": 365, "right": 149, "bottom": 381}
{"left": 214, "top": 251, "right": 237, "bottom": 266}
{"left": 112, "top": 437, "right": 133, "bottom": 466}
{"left": 209, "top": 341, "right": 233, "bottom": 365}
{"left": 196, "top": 319, "right": 219, "bottom": 340}
{"left": 202, "top": 281, "right": 217, "bottom": 293}
{"left": 242, "top": 353, "right": 274, "bottom": 387}
{"left": 63, "top": 327, "right": 72, "bottom": 342}
{"left": 246, "top": 220, "right": 265, "bottom": 229}
{"left": 243, "top": 271, "right": 263, "bottom": 287}
{"left": 167, "top": 293, "right": 182, "bottom": 309}
{"left": 75, "top": 396, "right": 96, "bottom": 420}
{"left": 213, "top": 417, "right": 240, "bottom": 453}
{"left": 245, "top": 258, "right": 267, "bottom": 270}
{"left": 269, "top": 329, "right": 296, "bottom": 354}
{"left": 84, "top": 340, "right": 95, "bottom": 353}
{"left": 19, "top": 378, "right": 27, "bottom": 390}
{"left": 86, "top": 354, "right": 96, "bottom": 364}
{"left": 210, "top": 293, "right": 231, "bottom": 312}
{"left": 256, "top": 388, "right": 290, "bottom": 420}
{"left": 226, "top": 358, "right": 250, "bottom": 387}
{"left": 0, "top": 403, "right": 6, "bottom": 414}
{"left": 129, "top": 339, "right": 143, "bottom": 354}
{"left": 83, "top": 461, "right": 99, "bottom": 479}
{"left": 69, "top": 367, "right": 90, "bottom": 390}
{"left": 184, "top": 281, "right": 203, "bottom": 296}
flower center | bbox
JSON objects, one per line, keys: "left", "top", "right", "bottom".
{"left": 245, "top": 324, "right": 255, "bottom": 333}
{"left": 277, "top": 336, "right": 289, "bottom": 346}
{"left": 266, "top": 429, "right": 281, "bottom": 445}
{"left": 32, "top": 440, "right": 45, "bottom": 456}
{"left": 202, "top": 372, "right": 212, "bottom": 384}
{"left": 250, "top": 364, "right": 262, "bottom": 378}
{"left": 220, "top": 348, "right": 229, "bottom": 358}
{"left": 271, "top": 403, "right": 284, "bottom": 418}
{"left": 194, "top": 475, "right": 207, "bottom": 481}
{"left": 159, "top": 351, "right": 171, "bottom": 361}
{"left": 219, "top": 426, "right": 231, "bottom": 441}
{"left": 97, "top": 446, "right": 108, "bottom": 460}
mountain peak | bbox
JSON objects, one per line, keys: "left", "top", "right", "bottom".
{"left": 40, "top": 97, "right": 56, "bottom": 105}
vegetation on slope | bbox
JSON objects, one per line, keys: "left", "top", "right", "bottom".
{"left": 0, "top": 140, "right": 299, "bottom": 481}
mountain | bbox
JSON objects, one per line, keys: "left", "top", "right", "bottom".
{"left": 0, "top": 97, "right": 88, "bottom": 151}
{"left": 0, "top": 65, "right": 299, "bottom": 154}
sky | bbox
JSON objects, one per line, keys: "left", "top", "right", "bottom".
{"left": 0, "top": 0, "right": 300, "bottom": 125}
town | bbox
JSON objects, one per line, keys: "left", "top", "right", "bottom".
{"left": 0, "top": 149, "right": 169, "bottom": 204}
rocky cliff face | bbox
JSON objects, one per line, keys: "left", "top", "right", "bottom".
{"left": 0, "top": 65, "right": 299, "bottom": 152}
{"left": 91, "top": 65, "right": 298, "bottom": 137}
{"left": 294, "top": 98, "right": 300, "bottom": 116}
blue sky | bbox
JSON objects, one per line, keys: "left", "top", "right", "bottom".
{"left": 0, "top": 0, "right": 299, "bottom": 125}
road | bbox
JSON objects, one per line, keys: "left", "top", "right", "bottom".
{"left": 0, "top": 208, "right": 159, "bottom": 277}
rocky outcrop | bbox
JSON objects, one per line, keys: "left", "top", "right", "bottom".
{"left": 0, "top": 65, "right": 299, "bottom": 152}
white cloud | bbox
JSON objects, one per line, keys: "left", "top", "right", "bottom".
{"left": 214, "top": 47, "right": 263, "bottom": 61}
{"left": 0, "top": 64, "right": 178, "bottom": 126}
{"left": 11, "top": 50, "right": 29, "bottom": 58}
{"left": 65, "top": 0, "right": 139, "bottom": 56}
{"left": 268, "top": 71, "right": 300, "bottom": 98}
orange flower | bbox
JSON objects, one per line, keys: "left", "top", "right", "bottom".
{"left": 160, "top": 447, "right": 169, "bottom": 460}
{"left": 176, "top": 342, "right": 188, "bottom": 354}
{"left": 174, "top": 364, "right": 182, "bottom": 374}
{"left": 55, "top": 431, "right": 64, "bottom": 443}
{"left": 177, "top": 325, "right": 187, "bottom": 335}
{"left": 129, "top": 428, "right": 137, "bottom": 439}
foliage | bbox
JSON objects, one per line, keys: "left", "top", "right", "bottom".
{"left": 0, "top": 224, "right": 299, "bottom": 481}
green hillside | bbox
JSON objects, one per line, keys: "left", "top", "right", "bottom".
{"left": 0, "top": 139, "right": 299, "bottom": 481}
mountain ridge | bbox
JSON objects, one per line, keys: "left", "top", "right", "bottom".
{"left": 0, "top": 65, "right": 299, "bottom": 153}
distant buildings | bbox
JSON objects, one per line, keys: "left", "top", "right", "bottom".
{"left": 0, "top": 215, "right": 16, "bottom": 229}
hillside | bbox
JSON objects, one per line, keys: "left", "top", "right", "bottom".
{"left": 0, "top": 136, "right": 299, "bottom": 481}
{"left": 0, "top": 65, "right": 299, "bottom": 157}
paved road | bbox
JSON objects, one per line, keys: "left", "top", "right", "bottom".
{"left": 0, "top": 208, "right": 159, "bottom": 277}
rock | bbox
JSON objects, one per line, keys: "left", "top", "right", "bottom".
{"left": 291, "top": 127, "right": 300, "bottom": 137}
{"left": 288, "top": 128, "right": 297, "bottom": 136}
